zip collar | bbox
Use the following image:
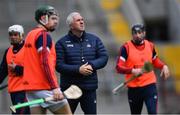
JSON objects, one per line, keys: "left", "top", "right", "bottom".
{"left": 68, "top": 31, "right": 86, "bottom": 42}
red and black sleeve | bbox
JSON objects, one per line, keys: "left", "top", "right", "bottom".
{"left": 116, "top": 44, "right": 132, "bottom": 74}
{"left": 38, "top": 31, "right": 58, "bottom": 89}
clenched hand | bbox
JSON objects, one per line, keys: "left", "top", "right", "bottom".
{"left": 79, "top": 62, "right": 93, "bottom": 76}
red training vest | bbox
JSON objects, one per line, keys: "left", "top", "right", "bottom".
{"left": 6, "top": 46, "right": 25, "bottom": 92}
{"left": 125, "top": 40, "right": 156, "bottom": 87}
{"left": 23, "top": 27, "right": 58, "bottom": 90}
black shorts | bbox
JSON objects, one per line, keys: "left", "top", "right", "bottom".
{"left": 128, "top": 83, "right": 158, "bottom": 114}
{"left": 10, "top": 91, "right": 30, "bottom": 114}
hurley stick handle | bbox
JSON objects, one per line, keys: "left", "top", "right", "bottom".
{"left": 112, "top": 61, "right": 153, "bottom": 94}
{"left": 10, "top": 85, "right": 82, "bottom": 113}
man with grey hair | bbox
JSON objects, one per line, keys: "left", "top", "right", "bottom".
{"left": 55, "top": 12, "right": 108, "bottom": 114}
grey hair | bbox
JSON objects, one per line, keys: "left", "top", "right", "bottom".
{"left": 66, "top": 12, "right": 80, "bottom": 26}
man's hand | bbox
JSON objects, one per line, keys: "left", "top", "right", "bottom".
{"left": 52, "top": 88, "right": 64, "bottom": 101}
{"left": 8, "top": 61, "right": 16, "bottom": 73}
{"left": 131, "top": 68, "right": 143, "bottom": 76}
{"left": 79, "top": 62, "right": 93, "bottom": 76}
{"left": 160, "top": 65, "right": 170, "bottom": 80}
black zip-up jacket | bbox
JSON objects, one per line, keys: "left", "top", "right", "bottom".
{"left": 55, "top": 31, "right": 108, "bottom": 90}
